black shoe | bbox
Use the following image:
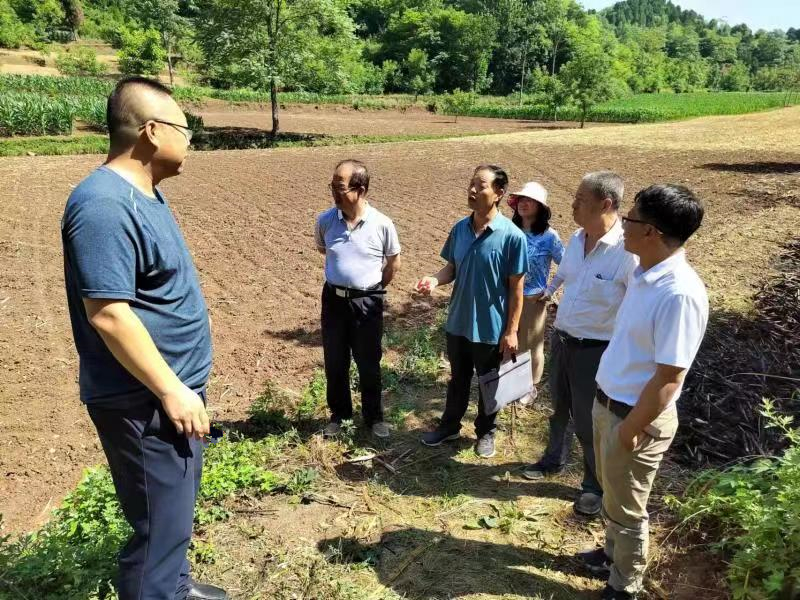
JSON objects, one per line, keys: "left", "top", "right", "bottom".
{"left": 576, "top": 547, "right": 612, "bottom": 578}
{"left": 521, "top": 460, "right": 564, "bottom": 480}
{"left": 574, "top": 492, "right": 603, "bottom": 517}
{"left": 187, "top": 579, "right": 229, "bottom": 600}
{"left": 601, "top": 584, "right": 635, "bottom": 599}
{"left": 421, "top": 428, "right": 460, "bottom": 446}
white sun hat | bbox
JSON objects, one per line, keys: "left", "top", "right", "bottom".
{"left": 508, "top": 181, "right": 549, "bottom": 210}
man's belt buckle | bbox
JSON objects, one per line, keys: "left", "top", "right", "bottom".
{"left": 335, "top": 287, "right": 349, "bottom": 298}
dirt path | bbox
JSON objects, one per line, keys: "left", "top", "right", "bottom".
{"left": 1, "top": 108, "right": 798, "bottom": 535}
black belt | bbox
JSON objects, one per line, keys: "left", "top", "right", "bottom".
{"left": 555, "top": 329, "right": 609, "bottom": 348}
{"left": 597, "top": 388, "right": 633, "bottom": 419}
{"left": 325, "top": 282, "right": 386, "bottom": 299}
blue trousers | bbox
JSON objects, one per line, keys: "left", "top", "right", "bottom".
{"left": 88, "top": 397, "right": 203, "bottom": 600}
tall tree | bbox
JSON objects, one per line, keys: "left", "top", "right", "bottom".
{"left": 60, "top": 0, "right": 83, "bottom": 40}
{"left": 560, "top": 17, "right": 618, "bottom": 128}
{"left": 195, "top": 0, "right": 357, "bottom": 135}
{"left": 129, "top": 0, "right": 183, "bottom": 85}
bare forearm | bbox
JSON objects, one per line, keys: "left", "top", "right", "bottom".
{"left": 623, "top": 372, "right": 681, "bottom": 433}
{"left": 431, "top": 263, "right": 456, "bottom": 286}
{"left": 382, "top": 255, "right": 400, "bottom": 286}
{"left": 505, "top": 276, "right": 524, "bottom": 334}
{"left": 90, "top": 306, "right": 182, "bottom": 398}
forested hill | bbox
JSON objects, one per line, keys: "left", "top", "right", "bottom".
{"left": 600, "top": 0, "right": 706, "bottom": 29}
{"left": 1, "top": 0, "right": 798, "bottom": 97}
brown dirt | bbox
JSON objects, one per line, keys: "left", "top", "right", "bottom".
{"left": 0, "top": 108, "right": 798, "bottom": 597}
{"left": 197, "top": 103, "right": 600, "bottom": 137}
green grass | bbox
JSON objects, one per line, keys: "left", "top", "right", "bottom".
{"left": 0, "top": 134, "right": 108, "bottom": 156}
{"left": 0, "top": 131, "right": 483, "bottom": 157}
{"left": 461, "top": 92, "right": 799, "bottom": 123}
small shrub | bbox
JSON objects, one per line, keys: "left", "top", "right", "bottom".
{"left": 669, "top": 399, "right": 800, "bottom": 599}
{"left": 118, "top": 28, "right": 166, "bottom": 76}
{"left": 297, "top": 369, "right": 327, "bottom": 421}
{"left": 248, "top": 381, "right": 292, "bottom": 433}
{"left": 55, "top": 47, "right": 106, "bottom": 77}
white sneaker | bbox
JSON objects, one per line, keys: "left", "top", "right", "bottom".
{"left": 518, "top": 385, "right": 538, "bottom": 406}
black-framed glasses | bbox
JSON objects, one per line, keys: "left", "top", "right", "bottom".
{"left": 622, "top": 216, "right": 663, "bottom": 234}
{"left": 138, "top": 119, "right": 193, "bottom": 143}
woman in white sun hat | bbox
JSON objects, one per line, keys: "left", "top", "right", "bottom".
{"left": 508, "top": 181, "right": 564, "bottom": 402}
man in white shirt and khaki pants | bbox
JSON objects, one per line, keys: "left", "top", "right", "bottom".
{"left": 524, "top": 172, "right": 637, "bottom": 518}
{"left": 580, "top": 184, "right": 708, "bottom": 600}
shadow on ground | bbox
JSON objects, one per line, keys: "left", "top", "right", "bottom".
{"left": 318, "top": 527, "right": 597, "bottom": 599}
{"left": 699, "top": 161, "right": 800, "bottom": 174}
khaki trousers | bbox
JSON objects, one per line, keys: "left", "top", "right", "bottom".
{"left": 518, "top": 296, "right": 548, "bottom": 383}
{"left": 592, "top": 399, "right": 679, "bottom": 594}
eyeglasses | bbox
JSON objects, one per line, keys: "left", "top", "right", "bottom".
{"left": 138, "top": 119, "right": 193, "bottom": 143}
{"left": 622, "top": 216, "right": 663, "bottom": 234}
{"left": 329, "top": 183, "right": 359, "bottom": 193}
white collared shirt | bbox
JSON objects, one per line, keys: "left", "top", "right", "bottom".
{"left": 548, "top": 220, "right": 638, "bottom": 340}
{"left": 596, "top": 250, "right": 709, "bottom": 407}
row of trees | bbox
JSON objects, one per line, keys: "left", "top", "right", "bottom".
{"left": 2, "top": 0, "right": 800, "bottom": 132}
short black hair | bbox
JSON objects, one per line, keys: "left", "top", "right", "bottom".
{"left": 335, "top": 159, "right": 370, "bottom": 193}
{"left": 634, "top": 184, "right": 704, "bottom": 245}
{"left": 512, "top": 204, "right": 551, "bottom": 235}
{"left": 107, "top": 76, "right": 173, "bottom": 149}
{"left": 475, "top": 164, "right": 509, "bottom": 195}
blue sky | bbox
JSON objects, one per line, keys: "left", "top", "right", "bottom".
{"left": 579, "top": 0, "right": 799, "bottom": 31}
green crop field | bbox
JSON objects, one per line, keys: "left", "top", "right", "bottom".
{"left": 461, "top": 92, "right": 800, "bottom": 123}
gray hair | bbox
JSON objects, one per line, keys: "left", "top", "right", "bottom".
{"left": 582, "top": 171, "right": 624, "bottom": 210}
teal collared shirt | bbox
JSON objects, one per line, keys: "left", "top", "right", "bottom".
{"left": 441, "top": 212, "right": 527, "bottom": 344}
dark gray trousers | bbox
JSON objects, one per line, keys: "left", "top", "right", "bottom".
{"left": 540, "top": 330, "right": 607, "bottom": 495}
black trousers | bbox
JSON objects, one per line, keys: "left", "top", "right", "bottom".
{"left": 88, "top": 394, "right": 204, "bottom": 600}
{"left": 321, "top": 283, "right": 384, "bottom": 425}
{"left": 439, "top": 333, "right": 501, "bottom": 438}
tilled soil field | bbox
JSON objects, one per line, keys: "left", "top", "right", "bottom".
{"left": 197, "top": 103, "right": 595, "bottom": 136}
{"left": 1, "top": 107, "right": 799, "bottom": 535}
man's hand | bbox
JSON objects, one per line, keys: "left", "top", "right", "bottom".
{"left": 160, "top": 384, "right": 210, "bottom": 439}
{"left": 414, "top": 276, "right": 438, "bottom": 296}
{"left": 537, "top": 291, "right": 551, "bottom": 303}
{"left": 499, "top": 330, "right": 519, "bottom": 359}
{"left": 617, "top": 420, "right": 639, "bottom": 452}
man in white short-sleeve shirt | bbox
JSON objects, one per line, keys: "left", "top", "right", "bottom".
{"left": 523, "top": 172, "right": 638, "bottom": 519}
{"left": 315, "top": 159, "right": 401, "bottom": 439}
{"left": 579, "top": 184, "right": 708, "bottom": 600}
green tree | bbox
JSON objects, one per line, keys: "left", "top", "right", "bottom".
{"left": 0, "top": 0, "right": 34, "bottom": 48}
{"left": 441, "top": 88, "right": 476, "bottom": 122}
{"left": 560, "top": 18, "right": 617, "bottom": 128}
{"left": 60, "top": 0, "right": 83, "bottom": 40}
{"left": 195, "top": 0, "right": 359, "bottom": 135}
{"left": 127, "top": 0, "right": 183, "bottom": 85}
{"left": 380, "top": 6, "right": 496, "bottom": 92}
{"left": 401, "top": 47, "right": 434, "bottom": 98}
{"left": 118, "top": 28, "right": 167, "bottom": 76}
{"left": 717, "top": 60, "right": 750, "bottom": 91}
{"left": 32, "top": 0, "right": 65, "bottom": 38}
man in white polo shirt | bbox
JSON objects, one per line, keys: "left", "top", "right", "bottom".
{"left": 580, "top": 184, "right": 708, "bottom": 600}
{"left": 315, "top": 159, "right": 401, "bottom": 439}
{"left": 523, "top": 172, "right": 638, "bottom": 518}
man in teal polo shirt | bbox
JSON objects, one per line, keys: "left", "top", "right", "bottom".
{"left": 415, "top": 164, "right": 527, "bottom": 458}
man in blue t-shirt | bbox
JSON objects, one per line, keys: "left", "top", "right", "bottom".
{"left": 415, "top": 164, "right": 527, "bottom": 458}
{"left": 61, "top": 77, "right": 226, "bottom": 600}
